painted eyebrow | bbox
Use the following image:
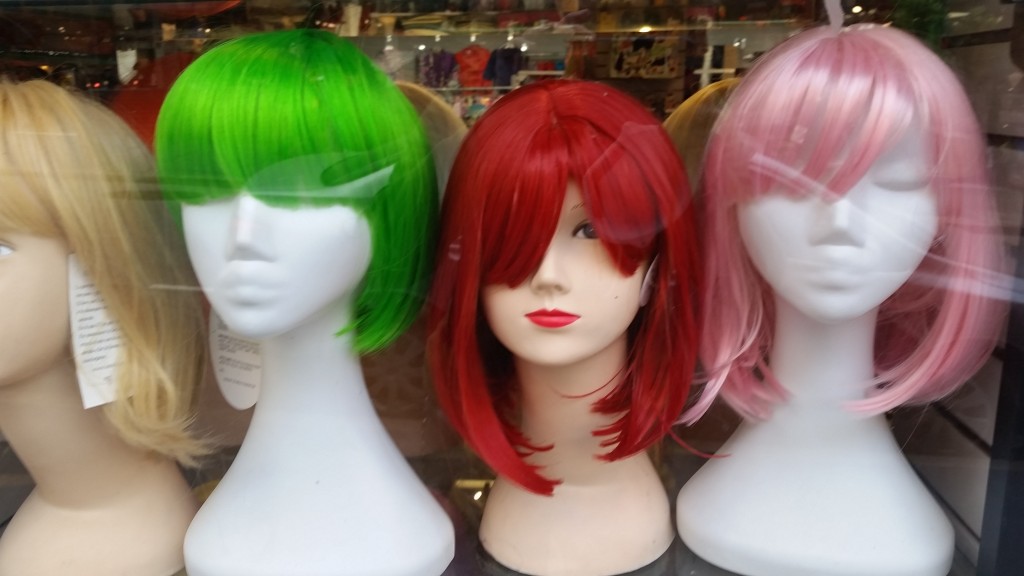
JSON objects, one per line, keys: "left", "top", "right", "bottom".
{"left": 571, "top": 202, "right": 585, "bottom": 211}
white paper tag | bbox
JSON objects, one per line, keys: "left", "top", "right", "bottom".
{"left": 115, "top": 48, "right": 138, "bottom": 84}
{"left": 210, "top": 313, "right": 261, "bottom": 410}
{"left": 68, "top": 255, "right": 123, "bottom": 409}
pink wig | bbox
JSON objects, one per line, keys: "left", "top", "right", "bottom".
{"left": 429, "top": 80, "right": 700, "bottom": 495}
{"left": 686, "top": 24, "right": 1006, "bottom": 422}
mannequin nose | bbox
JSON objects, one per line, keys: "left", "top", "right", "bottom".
{"left": 530, "top": 240, "right": 570, "bottom": 294}
{"left": 228, "top": 193, "right": 275, "bottom": 261}
{"left": 812, "top": 194, "right": 867, "bottom": 247}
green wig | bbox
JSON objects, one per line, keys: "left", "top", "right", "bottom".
{"left": 155, "top": 29, "right": 437, "bottom": 353}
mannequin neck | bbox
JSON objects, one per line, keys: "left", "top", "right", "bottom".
{"left": 769, "top": 296, "right": 878, "bottom": 412}
{"left": 0, "top": 355, "right": 174, "bottom": 507}
{"left": 480, "top": 335, "right": 673, "bottom": 576}
{"left": 515, "top": 334, "right": 633, "bottom": 482}
{"left": 241, "top": 294, "right": 384, "bottom": 451}
{"left": 185, "top": 297, "right": 456, "bottom": 576}
{"left": 256, "top": 295, "right": 367, "bottom": 410}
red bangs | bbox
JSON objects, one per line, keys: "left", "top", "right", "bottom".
{"left": 479, "top": 117, "right": 661, "bottom": 289}
{"left": 579, "top": 130, "right": 664, "bottom": 266}
{"left": 479, "top": 124, "right": 568, "bottom": 287}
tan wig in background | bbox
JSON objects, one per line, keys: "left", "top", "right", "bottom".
{"left": 663, "top": 78, "right": 740, "bottom": 193}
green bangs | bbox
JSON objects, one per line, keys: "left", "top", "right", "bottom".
{"left": 155, "top": 29, "right": 438, "bottom": 352}
{"left": 156, "top": 29, "right": 426, "bottom": 208}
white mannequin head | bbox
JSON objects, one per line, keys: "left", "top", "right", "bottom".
{"left": 182, "top": 193, "right": 371, "bottom": 340}
{"left": 738, "top": 124, "right": 939, "bottom": 323}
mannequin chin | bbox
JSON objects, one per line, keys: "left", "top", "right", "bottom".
{"left": 677, "top": 24, "right": 1005, "bottom": 576}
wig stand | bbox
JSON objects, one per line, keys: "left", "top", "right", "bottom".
{"left": 183, "top": 302, "right": 454, "bottom": 576}
{"left": 676, "top": 299, "right": 953, "bottom": 576}
{"left": 480, "top": 340, "right": 674, "bottom": 576}
{"left": 483, "top": 455, "right": 671, "bottom": 576}
{"left": 0, "top": 358, "right": 196, "bottom": 576}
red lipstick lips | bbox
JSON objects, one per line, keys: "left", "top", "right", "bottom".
{"left": 525, "top": 309, "right": 580, "bottom": 328}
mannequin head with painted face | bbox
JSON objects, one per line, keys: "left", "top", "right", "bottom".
{"left": 156, "top": 29, "right": 436, "bottom": 349}
{"left": 429, "top": 80, "right": 700, "bottom": 495}
{"left": 687, "top": 24, "right": 1005, "bottom": 422}
{"left": 0, "top": 79, "right": 205, "bottom": 463}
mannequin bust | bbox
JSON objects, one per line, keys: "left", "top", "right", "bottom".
{"left": 677, "top": 25, "right": 1006, "bottom": 576}
{"left": 429, "top": 80, "right": 700, "bottom": 576}
{"left": 155, "top": 30, "right": 454, "bottom": 576}
{"left": 0, "top": 80, "right": 205, "bottom": 576}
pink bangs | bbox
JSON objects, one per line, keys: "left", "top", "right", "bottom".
{"left": 710, "top": 26, "right": 926, "bottom": 206}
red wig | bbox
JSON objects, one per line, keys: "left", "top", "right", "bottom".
{"left": 428, "top": 80, "right": 700, "bottom": 495}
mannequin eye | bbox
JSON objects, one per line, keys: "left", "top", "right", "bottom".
{"left": 874, "top": 177, "right": 930, "bottom": 192}
{"left": 0, "top": 243, "right": 12, "bottom": 257}
{"left": 572, "top": 221, "right": 598, "bottom": 239}
{"left": 872, "top": 161, "right": 930, "bottom": 192}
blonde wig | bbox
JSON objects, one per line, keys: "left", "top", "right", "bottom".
{"left": 0, "top": 80, "right": 206, "bottom": 464}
